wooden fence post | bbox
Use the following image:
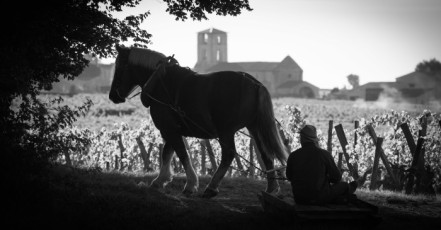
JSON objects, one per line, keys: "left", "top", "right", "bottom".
{"left": 249, "top": 139, "right": 255, "bottom": 178}
{"left": 353, "top": 120, "right": 360, "bottom": 176}
{"left": 234, "top": 153, "right": 245, "bottom": 176}
{"left": 136, "top": 137, "right": 152, "bottom": 172}
{"left": 337, "top": 152, "right": 343, "bottom": 171}
{"left": 405, "top": 135, "right": 425, "bottom": 194}
{"left": 117, "top": 134, "right": 125, "bottom": 171}
{"left": 400, "top": 123, "right": 417, "bottom": 156}
{"left": 200, "top": 140, "right": 206, "bottom": 175}
{"left": 114, "top": 155, "right": 119, "bottom": 170}
{"left": 203, "top": 139, "right": 218, "bottom": 173}
{"left": 327, "top": 120, "right": 333, "bottom": 153}
{"left": 405, "top": 116, "right": 428, "bottom": 194}
{"left": 354, "top": 120, "right": 359, "bottom": 148}
{"left": 415, "top": 117, "right": 428, "bottom": 194}
{"left": 334, "top": 124, "right": 359, "bottom": 180}
{"left": 370, "top": 137, "right": 383, "bottom": 190}
{"left": 158, "top": 143, "right": 164, "bottom": 169}
{"left": 365, "top": 124, "right": 399, "bottom": 187}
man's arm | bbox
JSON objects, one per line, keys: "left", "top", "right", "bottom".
{"left": 323, "top": 150, "right": 341, "bottom": 183}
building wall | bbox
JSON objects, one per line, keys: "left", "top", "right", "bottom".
{"left": 194, "top": 29, "right": 227, "bottom": 73}
{"left": 48, "top": 63, "right": 114, "bottom": 94}
{"left": 396, "top": 74, "right": 436, "bottom": 89}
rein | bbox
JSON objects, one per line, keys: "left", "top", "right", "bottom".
{"left": 138, "top": 56, "right": 288, "bottom": 181}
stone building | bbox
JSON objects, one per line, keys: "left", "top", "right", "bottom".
{"left": 341, "top": 71, "right": 441, "bottom": 102}
{"left": 47, "top": 55, "right": 115, "bottom": 95}
{"left": 193, "top": 28, "right": 319, "bottom": 98}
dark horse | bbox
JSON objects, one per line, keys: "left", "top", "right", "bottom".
{"left": 109, "top": 45, "right": 288, "bottom": 198}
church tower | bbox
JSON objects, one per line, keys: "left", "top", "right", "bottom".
{"left": 193, "top": 28, "right": 227, "bottom": 73}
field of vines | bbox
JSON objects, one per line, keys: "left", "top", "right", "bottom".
{"left": 42, "top": 93, "right": 441, "bottom": 194}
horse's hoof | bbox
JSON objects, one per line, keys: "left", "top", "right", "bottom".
{"left": 201, "top": 187, "right": 219, "bottom": 199}
{"left": 266, "top": 186, "right": 280, "bottom": 195}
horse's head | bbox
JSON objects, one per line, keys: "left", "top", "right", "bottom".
{"left": 109, "top": 44, "right": 133, "bottom": 103}
{"left": 109, "top": 45, "right": 167, "bottom": 104}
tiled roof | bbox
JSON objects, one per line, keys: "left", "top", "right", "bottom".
{"left": 359, "top": 82, "right": 396, "bottom": 88}
{"left": 277, "top": 80, "right": 318, "bottom": 89}
{"left": 396, "top": 71, "right": 441, "bottom": 80}
{"left": 276, "top": 56, "right": 302, "bottom": 71}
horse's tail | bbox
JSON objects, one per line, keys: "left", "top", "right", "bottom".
{"left": 254, "top": 86, "right": 288, "bottom": 163}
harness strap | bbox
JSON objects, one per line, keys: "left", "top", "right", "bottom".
{"left": 139, "top": 57, "right": 289, "bottom": 180}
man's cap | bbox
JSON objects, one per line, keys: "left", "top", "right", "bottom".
{"left": 300, "top": 125, "right": 318, "bottom": 143}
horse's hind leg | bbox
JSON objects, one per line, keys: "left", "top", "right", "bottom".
{"left": 203, "top": 134, "right": 236, "bottom": 198}
{"left": 248, "top": 129, "right": 280, "bottom": 194}
{"left": 150, "top": 142, "right": 174, "bottom": 189}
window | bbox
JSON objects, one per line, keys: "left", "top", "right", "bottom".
{"left": 217, "top": 36, "right": 221, "bottom": 44}
{"left": 204, "top": 33, "right": 208, "bottom": 43}
{"left": 216, "top": 50, "right": 220, "bottom": 61}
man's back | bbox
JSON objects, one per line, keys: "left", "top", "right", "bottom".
{"left": 286, "top": 142, "right": 341, "bottom": 203}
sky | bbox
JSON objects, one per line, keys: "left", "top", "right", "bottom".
{"left": 108, "top": 0, "right": 441, "bottom": 89}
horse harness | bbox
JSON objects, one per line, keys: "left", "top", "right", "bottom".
{"left": 141, "top": 56, "right": 200, "bottom": 136}
{"left": 140, "top": 56, "right": 288, "bottom": 180}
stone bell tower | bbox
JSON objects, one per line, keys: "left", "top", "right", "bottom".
{"left": 193, "top": 28, "right": 228, "bottom": 73}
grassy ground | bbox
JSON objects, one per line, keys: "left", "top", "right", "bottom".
{"left": 7, "top": 165, "right": 441, "bottom": 230}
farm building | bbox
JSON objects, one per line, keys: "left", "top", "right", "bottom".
{"left": 47, "top": 28, "right": 319, "bottom": 98}
{"left": 340, "top": 71, "right": 441, "bottom": 102}
{"left": 395, "top": 71, "right": 441, "bottom": 102}
{"left": 193, "top": 28, "right": 319, "bottom": 98}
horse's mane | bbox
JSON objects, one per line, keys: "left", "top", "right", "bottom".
{"left": 128, "top": 47, "right": 166, "bottom": 70}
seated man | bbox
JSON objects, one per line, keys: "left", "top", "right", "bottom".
{"left": 286, "top": 125, "right": 357, "bottom": 205}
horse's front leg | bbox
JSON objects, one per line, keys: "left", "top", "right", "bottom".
{"left": 166, "top": 134, "right": 199, "bottom": 195}
{"left": 150, "top": 142, "right": 174, "bottom": 189}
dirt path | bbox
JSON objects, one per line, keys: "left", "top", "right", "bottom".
{"left": 158, "top": 176, "right": 441, "bottom": 230}
{"left": 10, "top": 167, "right": 440, "bottom": 230}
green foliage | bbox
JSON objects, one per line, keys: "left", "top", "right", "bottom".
{"left": 1, "top": 0, "right": 254, "bottom": 173}
{"left": 347, "top": 74, "right": 360, "bottom": 88}
{"left": 415, "top": 58, "right": 441, "bottom": 75}
{"left": 52, "top": 94, "right": 441, "bottom": 193}
{"left": 10, "top": 95, "right": 94, "bottom": 164}
{"left": 1, "top": 0, "right": 151, "bottom": 106}
{"left": 164, "top": 0, "right": 252, "bottom": 21}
